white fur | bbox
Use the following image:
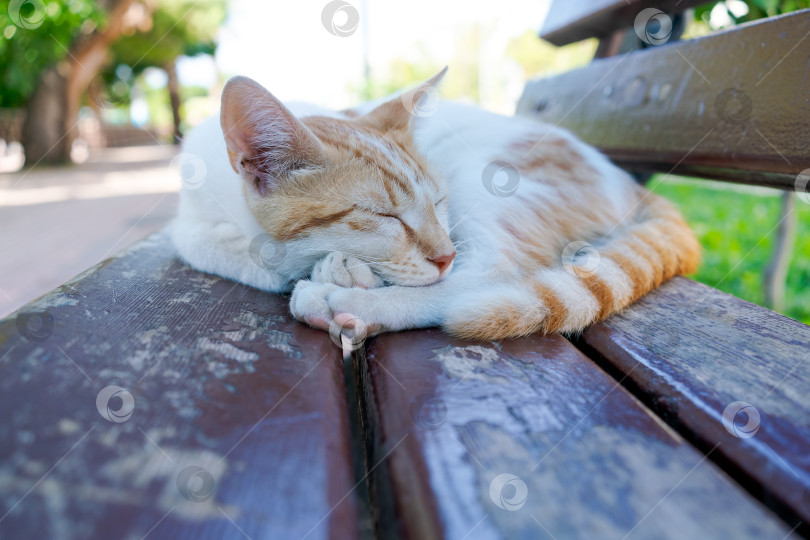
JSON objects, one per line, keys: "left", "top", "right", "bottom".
{"left": 172, "top": 94, "right": 641, "bottom": 336}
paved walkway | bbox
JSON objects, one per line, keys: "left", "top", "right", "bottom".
{"left": 0, "top": 145, "right": 181, "bottom": 318}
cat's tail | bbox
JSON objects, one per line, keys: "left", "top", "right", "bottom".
{"left": 444, "top": 192, "right": 700, "bottom": 340}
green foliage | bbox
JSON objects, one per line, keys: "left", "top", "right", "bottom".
{"left": 0, "top": 0, "right": 225, "bottom": 110}
{"left": 694, "top": 0, "right": 810, "bottom": 25}
{"left": 652, "top": 178, "right": 810, "bottom": 324}
{"left": 109, "top": 0, "right": 224, "bottom": 72}
{"left": 0, "top": 0, "right": 106, "bottom": 107}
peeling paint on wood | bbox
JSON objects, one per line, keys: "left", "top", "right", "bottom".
{"left": 361, "top": 329, "right": 792, "bottom": 539}
{"left": 582, "top": 276, "right": 810, "bottom": 534}
{"left": 0, "top": 232, "right": 358, "bottom": 539}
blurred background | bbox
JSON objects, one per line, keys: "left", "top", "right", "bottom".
{"left": 1, "top": 0, "right": 808, "bottom": 323}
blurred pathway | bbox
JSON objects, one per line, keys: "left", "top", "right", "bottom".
{"left": 0, "top": 145, "right": 181, "bottom": 318}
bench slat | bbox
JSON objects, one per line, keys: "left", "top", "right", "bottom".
{"left": 581, "top": 276, "right": 810, "bottom": 532}
{"left": 359, "top": 329, "right": 791, "bottom": 539}
{"left": 0, "top": 233, "right": 358, "bottom": 539}
{"left": 519, "top": 9, "right": 810, "bottom": 189}
{"left": 541, "top": 0, "right": 704, "bottom": 46}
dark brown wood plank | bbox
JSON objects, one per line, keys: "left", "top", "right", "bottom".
{"left": 0, "top": 232, "right": 359, "bottom": 539}
{"left": 520, "top": 10, "right": 810, "bottom": 189}
{"left": 541, "top": 0, "right": 706, "bottom": 46}
{"left": 358, "top": 329, "right": 791, "bottom": 539}
{"left": 581, "top": 276, "right": 810, "bottom": 534}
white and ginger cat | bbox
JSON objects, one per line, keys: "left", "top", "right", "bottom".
{"left": 171, "top": 69, "right": 699, "bottom": 340}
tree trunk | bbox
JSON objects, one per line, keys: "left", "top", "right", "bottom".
{"left": 21, "top": 67, "right": 69, "bottom": 165}
{"left": 165, "top": 59, "right": 183, "bottom": 144}
{"left": 21, "top": 0, "right": 146, "bottom": 165}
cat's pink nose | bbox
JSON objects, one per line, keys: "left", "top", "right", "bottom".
{"left": 429, "top": 251, "right": 456, "bottom": 274}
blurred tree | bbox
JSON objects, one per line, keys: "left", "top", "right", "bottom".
{"left": 506, "top": 30, "right": 596, "bottom": 79}
{"left": 108, "top": 0, "right": 225, "bottom": 143}
{"left": 10, "top": 0, "right": 154, "bottom": 164}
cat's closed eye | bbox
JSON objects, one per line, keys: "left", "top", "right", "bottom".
{"left": 353, "top": 205, "right": 399, "bottom": 221}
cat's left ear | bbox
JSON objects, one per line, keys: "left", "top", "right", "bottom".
{"left": 362, "top": 67, "right": 448, "bottom": 132}
{"left": 220, "top": 76, "right": 327, "bottom": 196}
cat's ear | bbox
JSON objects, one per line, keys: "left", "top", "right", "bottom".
{"left": 220, "top": 76, "right": 327, "bottom": 195}
{"left": 362, "top": 67, "right": 448, "bottom": 132}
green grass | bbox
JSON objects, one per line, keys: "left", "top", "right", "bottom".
{"left": 649, "top": 175, "right": 810, "bottom": 325}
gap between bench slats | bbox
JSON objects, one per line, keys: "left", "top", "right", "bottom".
{"left": 358, "top": 328, "right": 792, "bottom": 539}
{"left": 518, "top": 9, "right": 810, "bottom": 189}
{"left": 579, "top": 276, "right": 810, "bottom": 535}
{"left": 0, "top": 232, "right": 359, "bottom": 539}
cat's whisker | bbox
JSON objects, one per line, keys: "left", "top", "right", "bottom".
{"left": 452, "top": 238, "right": 479, "bottom": 248}
{"left": 448, "top": 202, "right": 481, "bottom": 234}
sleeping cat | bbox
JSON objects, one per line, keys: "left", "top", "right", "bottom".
{"left": 171, "top": 68, "right": 699, "bottom": 341}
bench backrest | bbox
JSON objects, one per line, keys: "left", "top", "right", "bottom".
{"left": 518, "top": 2, "right": 810, "bottom": 189}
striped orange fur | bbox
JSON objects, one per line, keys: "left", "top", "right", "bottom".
{"left": 175, "top": 71, "right": 700, "bottom": 340}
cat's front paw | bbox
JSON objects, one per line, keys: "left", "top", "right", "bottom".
{"left": 290, "top": 280, "right": 339, "bottom": 331}
{"left": 290, "top": 279, "right": 383, "bottom": 338}
{"left": 310, "top": 252, "right": 384, "bottom": 289}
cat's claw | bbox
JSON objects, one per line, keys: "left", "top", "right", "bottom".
{"left": 310, "top": 252, "right": 384, "bottom": 289}
{"left": 290, "top": 280, "right": 385, "bottom": 337}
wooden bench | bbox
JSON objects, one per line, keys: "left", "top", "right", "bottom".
{"left": 2, "top": 3, "right": 809, "bottom": 539}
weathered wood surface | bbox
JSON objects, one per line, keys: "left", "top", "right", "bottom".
{"left": 359, "top": 329, "right": 792, "bottom": 539}
{"left": 582, "top": 276, "right": 810, "bottom": 535}
{"left": 519, "top": 10, "right": 810, "bottom": 189}
{"left": 0, "top": 232, "right": 359, "bottom": 539}
{"left": 541, "top": 0, "right": 705, "bottom": 46}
